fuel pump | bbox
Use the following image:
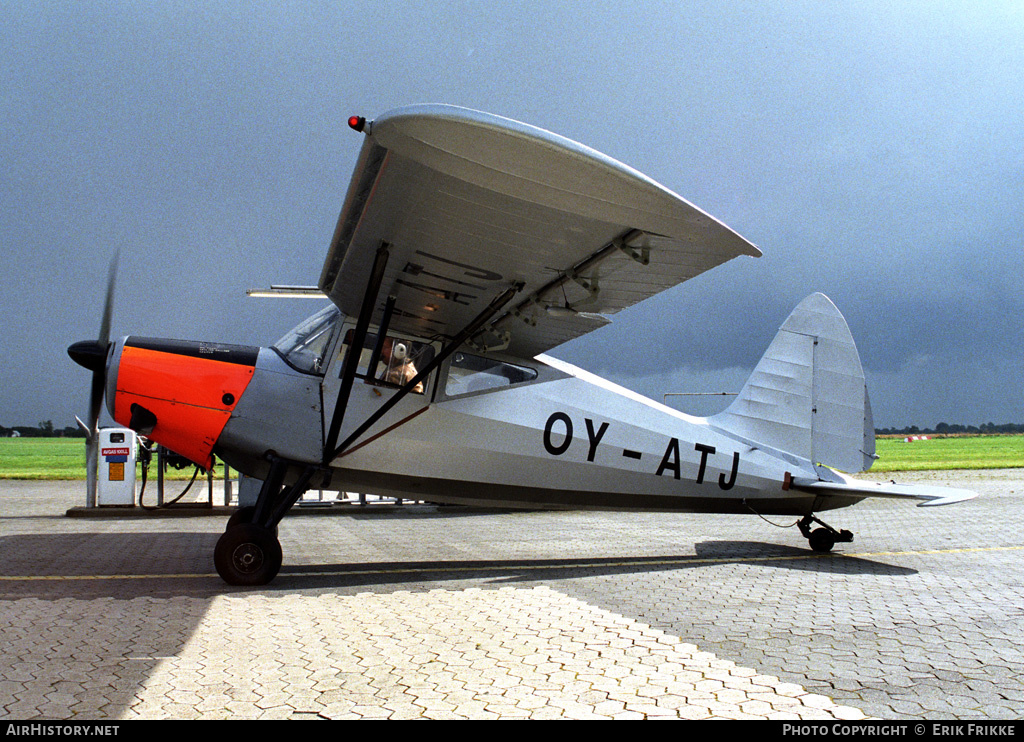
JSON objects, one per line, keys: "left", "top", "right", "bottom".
{"left": 96, "top": 427, "right": 137, "bottom": 506}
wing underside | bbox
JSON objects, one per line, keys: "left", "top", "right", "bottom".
{"left": 319, "top": 105, "right": 760, "bottom": 358}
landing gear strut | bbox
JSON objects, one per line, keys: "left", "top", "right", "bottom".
{"left": 798, "top": 514, "right": 853, "bottom": 553}
{"left": 214, "top": 457, "right": 319, "bottom": 585}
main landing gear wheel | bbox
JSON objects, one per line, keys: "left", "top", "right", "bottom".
{"left": 214, "top": 523, "right": 282, "bottom": 586}
{"left": 226, "top": 505, "right": 255, "bottom": 530}
{"left": 226, "top": 506, "right": 278, "bottom": 535}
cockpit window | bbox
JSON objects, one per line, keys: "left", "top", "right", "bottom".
{"left": 444, "top": 352, "right": 537, "bottom": 396}
{"left": 272, "top": 305, "right": 341, "bottom": 375}
{"left": 338, "top": 329, "right": 435, "bottom": 395}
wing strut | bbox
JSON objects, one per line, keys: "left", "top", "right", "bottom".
{"left": 322, "top": 241, "right": 391, "bottom": 464}
{"left": 367, "top": 295, "right": 397, "bottom": 375}
{"left": 328, "top": 281, "right": 523, "bottom": 462}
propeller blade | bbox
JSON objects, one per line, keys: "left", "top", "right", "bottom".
{"left": 99, "top": 251, "right": 118, "bottom": 347}
{"left": 67, "top": 251, "right": 119, "bottom": 432}
{"left": 89, "top": 362, "right": 106, "bottom": 432}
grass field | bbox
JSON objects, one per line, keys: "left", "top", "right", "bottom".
{"left": 873, "top": 434, "right": 1024, "bottom": 472}
{"left": 2, "top": 434, "right": 1022, "bottom": 479}
{"left": 0, "top": 438, "right": 202, "bottom": 480}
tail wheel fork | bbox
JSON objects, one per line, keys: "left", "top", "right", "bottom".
{"left": 798, "top": 515, "right": 853, "bottom": 553}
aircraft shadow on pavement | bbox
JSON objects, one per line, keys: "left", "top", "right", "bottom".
{"left": 0, "top": 532, "right": 224, "bottom": 599}
{"left": 0, "top": 531, "right": 916, "bottom": 599}
{"left": 277, "top": 540, "right": 917, "bottom": 590}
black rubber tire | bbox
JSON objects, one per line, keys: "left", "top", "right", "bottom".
{"left": 214, "top": 523, "right": 283, "bottom": 586}
{"left": 226, "top": 506, "right": 256, "bottom": 530}
{"left": 226, "top": 506, "right": 278, "bottom": 536}
{"left": 808, "top": 528, "right": 836, "bottom": 553}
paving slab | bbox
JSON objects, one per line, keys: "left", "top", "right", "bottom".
{"left": 1, "top": 471, "right": 1022, "bottom": 720}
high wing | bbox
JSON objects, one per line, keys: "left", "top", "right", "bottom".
{"left": 319, "top": 105, "right": 760, "bottom": 358}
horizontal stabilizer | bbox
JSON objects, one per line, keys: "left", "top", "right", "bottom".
{"left": 792, "top": 477, "right": 977, "bottom": 507}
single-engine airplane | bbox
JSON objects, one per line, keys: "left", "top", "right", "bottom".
{"left": 69, "top": 105, "right": 976, "bottom": 585}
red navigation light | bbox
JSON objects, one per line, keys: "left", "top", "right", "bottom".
{"left": 347, "top": 115, "right": 366, "bottom": 132}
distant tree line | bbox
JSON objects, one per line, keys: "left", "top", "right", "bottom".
{"left": 876, "top": 422, "right": 1024, "bottom": 436}
{"left": 4, "top": 419, "right": 1024, "bottom": 439}
{"left": 1, "top": 420, "right": 87, "bottom": 438}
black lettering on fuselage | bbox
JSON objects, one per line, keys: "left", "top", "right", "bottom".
{"left": 719, "top": 451, "right": 740, "bottom": 490}
{"left": 543, "top": 412, "right": 573, "bottom": 456}
{"left": 656, "top": 438, "right": 681, "bottom": 480}
{"left": 540, "top": 412, "right": 740, "bottom": 489}
{"left": 694, "top": 443, "right": 715, "bottom": 484}
{"left": 584, "top": 418, "right": 609, "bottom": 462}
{"left": 695, "top": 443, "right": 740, "bottom": 490}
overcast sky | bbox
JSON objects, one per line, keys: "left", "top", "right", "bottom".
{"left": 2, "top": 0, "right": 1022, "bottom": 431}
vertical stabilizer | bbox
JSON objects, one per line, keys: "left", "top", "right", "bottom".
{"left": 710, "top": 293, "right": 875, "bottom": 472}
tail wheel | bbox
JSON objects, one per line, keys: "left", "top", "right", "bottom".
{"left": 214, "top": 523, "right": 282, "bottom": 586}
{"left": 808, "top": 528, "right": 837, "bottom": 553}
{"left": 798, "top": 515, "right": 853, "bottom": 553}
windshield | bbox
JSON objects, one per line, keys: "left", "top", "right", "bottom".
{"left": 272, "top": 305, "right": 341, "bottom": 375}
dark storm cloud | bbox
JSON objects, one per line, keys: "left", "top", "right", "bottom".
{"left": 2, "top": 1, "right": 1022, "bottom": 430}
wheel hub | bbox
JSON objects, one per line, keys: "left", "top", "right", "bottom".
{"left": 232, "top": 543, "right": 264, "bottom": 573}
